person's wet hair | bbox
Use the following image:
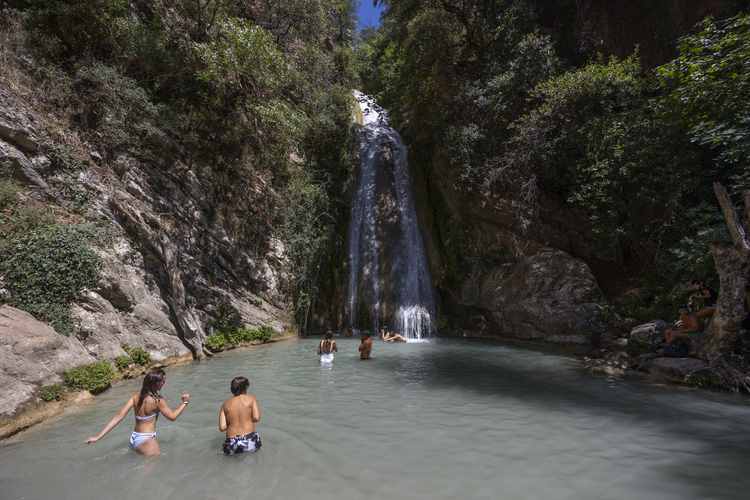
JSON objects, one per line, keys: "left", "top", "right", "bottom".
{"left": 137, "top": 368, "right": 165, "bottom": 410}
{"left": 325, "top": 330, "right": 333, "bottom": 339}
{"left": 363, "top": 332, "right": 370, "bottom": 338}
{"left": 678, "top": 304, "right": 688, "bottom": 310}
{"left": 382, "top": 326, "right": 388, "bottom": 332}
{"left": 347, "top": 324, "right": 353, "bottom": 329}
{"left": 231, "top": 376, "right": 249, "bottom": 396}
{"left": 691, "top": 280, "right": 704, "bottom": 285}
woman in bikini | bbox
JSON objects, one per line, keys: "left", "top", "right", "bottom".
{"left": 84, "top": 368, "right": 189, "bottom": 455}
{"left": 317, "top": 330, "right": 337, "bottom": 363}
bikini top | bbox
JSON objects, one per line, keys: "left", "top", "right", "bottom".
{"left": 135, "top": 392, "right": 161, "bottom": 420}
{"left": 135, "top": 410, "right": 159, "bottom": 420}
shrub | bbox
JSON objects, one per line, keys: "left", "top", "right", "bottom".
{"left": 258, "top": 326, "right": 274, "bottom": 341}
{"left": 210, "top": 302, "right": 243, "bottom": 333}
{"left": 625, "top": 340, "right": 659, "bottom": 357}
{"left": 39, "top": 383, "right": 63, "bottom": 402}
{"left": 114, "top": 355, "right": 131, "bottom": 371}
{"left": 130, "top": 347, "right": 150, "bottom": 365}
{"left": 204, "top": 326, "right": 273, "bottom": 352}
{"left": 0, "top": 224, "right": 104, "bottom": 334}
{"left": 687, "top": 369, "right": 724, "bottom": 389}
{"left": 63, "top": 360, "right": 116, "bottom": 392}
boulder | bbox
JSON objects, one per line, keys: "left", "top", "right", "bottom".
{"left": 459, "top": 249, "right": 607, "bottom": 346}
{"left": 643, "top": 357, "right": 708, "bottom": 383}
{"left": 0, "top": 306, "right": 95, "bottom": 415}
{"left": 630, "top": 320, "right": 669, "bottom": 344}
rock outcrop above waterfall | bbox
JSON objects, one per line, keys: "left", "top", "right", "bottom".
{"left": 446, "top": 249, "right": 607, "bottom": 348}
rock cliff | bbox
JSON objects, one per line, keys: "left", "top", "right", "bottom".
{"left": 0, "top": 83, "right": 290, "bottom": 418}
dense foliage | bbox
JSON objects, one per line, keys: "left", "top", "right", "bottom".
{"left": 0, "top": 225, "right": 104, "bottom": 334}
{"left": 204, "top": 325, "right": 274, "bottom": 352}
{"left": 63, "top": 360, "right": 117, "bottom": 392}
{"left": 358, "top": 1, "right": 749, "bottom": 302}
{"left": 2, "top": 0, "right": 359, "bottom": 331}
{"left": 39, "top": 383, "right": 64, "bottom": 402}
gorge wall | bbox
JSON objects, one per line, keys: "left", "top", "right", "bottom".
{"left": 0, "top": 64, "right": 289, "bottom": 419}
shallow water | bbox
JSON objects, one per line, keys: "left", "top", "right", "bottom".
{"left": 2, "top": 338, "right": 750, "bottom": 500}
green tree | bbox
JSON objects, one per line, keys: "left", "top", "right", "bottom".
{"left": 657, "top": 14, "right": 750, "bottom": 188}
{"left": 490, "top": 54, "right": 696, "bottom": 261}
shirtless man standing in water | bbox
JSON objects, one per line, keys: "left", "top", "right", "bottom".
{"left": 359, "top": 332, "right": 372, "bottom": 359}
{"left": 343, "top": 324, "right": 355, "bottom": 338}
{"left": 219, "top": 376, "right": 261, "bottom": 456}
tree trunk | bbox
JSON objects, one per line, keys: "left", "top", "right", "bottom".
{"left": 694, "top": 183, "right": 750, "bottom": 360}
{"left": 696, "top": 242, "right": 750, "bottom": 358}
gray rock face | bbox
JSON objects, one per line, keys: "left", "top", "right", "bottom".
{"left": 0, "top": 306, "right": 95, "bottom": 416}
{"left": 643, "top": 357, "right": 708, "bottom": 382}
{"left": 0, "top": 76, "right": 291, "bottom": 420}
{"left": 630, "top": 320, "right": 669, "bottom": 344}
{"left": 451, "top": 249, "right": 607, "bottom": 347}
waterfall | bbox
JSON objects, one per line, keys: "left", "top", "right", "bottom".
{"left": 347, "top": 91, "right": 436, "bottom": 339}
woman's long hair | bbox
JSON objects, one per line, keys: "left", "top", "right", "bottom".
{"left": 137, "top": 369, "right": 165, "bottom": 411}
{"left": 322, "top": 331, "right": 333, "bottom": 353}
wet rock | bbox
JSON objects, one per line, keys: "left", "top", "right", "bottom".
{"left": 630, "top": 320, "right": 669, "bottom": 344}
{"left": 456, "top": 249, "right": 607, "bottom": 347}
{"left": 0, "top": 306, "right": 95, "bottom": 416}
{"left": 643, "top": 357, "right": 708, "bottom": 383}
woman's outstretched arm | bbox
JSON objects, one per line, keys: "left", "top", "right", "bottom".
{"left": 157, "top": 394, "right": 190, "bottom": 421}
{"left": 84, "top": 394, "right": 135, "bottom": 444}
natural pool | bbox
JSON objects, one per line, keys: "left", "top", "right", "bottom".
{"left": 1, "top": 337, "right": 750, "bottom": 500}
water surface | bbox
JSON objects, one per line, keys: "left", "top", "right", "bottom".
{"left": 1, "top": 338, "right": 749, "bottom": 500}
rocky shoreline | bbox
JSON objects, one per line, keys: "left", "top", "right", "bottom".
{"left": 0, "top": 332, "right": 296, "bottom": 442}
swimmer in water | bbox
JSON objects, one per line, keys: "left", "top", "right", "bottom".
{"left": 219, "top": 376, "right": 261, "bottom": 456}
{"left": 343, "top": 324, "right": 355, "bottom": 337}
{"left": 381, "top": 326, "right": 406, "bottom": 342}
{"left": 84, "top": 368, "right": 189, "bottom": 455}
{"left": 359, "top": 332, "right": 372, "bottom": 359}
{"left": 318, "top": 330, "right": 337, "bottom": 363}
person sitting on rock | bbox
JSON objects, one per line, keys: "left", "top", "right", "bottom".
{"left": 381, "top": 326, "right": 406, "bottom": 343}
{"left": 691, "top": 280, "right": 718, "bottom": 318}
{"left": 665, "top": 304, "right": 701, "bottom": 343}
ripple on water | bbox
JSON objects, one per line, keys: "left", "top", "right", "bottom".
{"left": 2, "top": 338, "right": 750, "bottom": 500}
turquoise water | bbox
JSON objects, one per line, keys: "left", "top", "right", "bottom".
{"left": 1, "top": 337, "right": 750, "bottom": 500}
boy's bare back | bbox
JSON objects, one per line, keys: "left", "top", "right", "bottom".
{"left": 219, "top": 394, "right": 259, "bottom": 439}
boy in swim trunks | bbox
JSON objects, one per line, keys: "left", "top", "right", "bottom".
{"left": 219, "top": 376, "right": 261, "bottom": 456}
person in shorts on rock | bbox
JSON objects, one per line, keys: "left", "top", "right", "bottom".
{"left": 219, "top": 376, "right": 261, "bottom": 456}
{"left": 691, "top": 280, "right": 718, "bottom": 318}
{"left": 665, "top": 304, "right": 701, "bottom": 343}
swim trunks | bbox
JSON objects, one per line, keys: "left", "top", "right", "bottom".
{"left": 221, "top": 432, "right": 262, "bottom": 456}
{"left": 130, "top": 431, "right": 156, "bottom": 451}
{"left": 686, "top": 331, "right": 701, "bottom": 341}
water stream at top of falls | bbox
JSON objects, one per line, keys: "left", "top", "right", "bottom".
{"left": 347, "top": 91, "right": 436, "bottom": 339}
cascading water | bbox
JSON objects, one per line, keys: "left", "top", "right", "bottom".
{"left": 347, "top": 91, "right": 436, "bottom": 339}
